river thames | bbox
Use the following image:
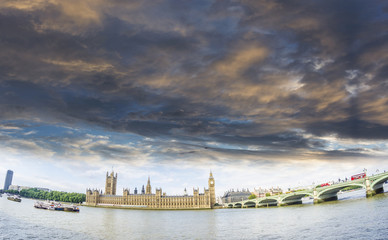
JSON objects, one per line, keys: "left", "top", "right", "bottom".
{"left": 1, "top": 187, "right": 387, "bottom": 240}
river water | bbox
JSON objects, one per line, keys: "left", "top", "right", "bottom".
{"left": 1, "top": 186, "right": 388, "bottom": 240}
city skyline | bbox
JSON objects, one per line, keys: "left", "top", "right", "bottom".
{"left": 1, "top": 1, "right": 388, "bottom": 196}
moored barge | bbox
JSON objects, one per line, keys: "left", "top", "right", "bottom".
{"left": 7, "top": 195, "right": 22, "bottom": 202}
{"left": 34, "top": 201, "right": 79, "bottom": 212}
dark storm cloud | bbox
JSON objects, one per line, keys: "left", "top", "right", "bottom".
{"left": 1, "top": 0, "right": 388, "bottom": 163}
{"left": 322, "top": 149, "right": 370, "bottom": 158}
{"left": 307, "top": 119, "right": 388, "bottom": 139}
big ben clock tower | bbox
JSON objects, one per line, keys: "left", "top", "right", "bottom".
{"left": 208, "top": 171, "right": 216, "bottom": 208}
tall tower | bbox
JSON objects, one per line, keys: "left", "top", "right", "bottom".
{"left": 3, "top": 170, "right": 13, "bottom": 191}
{"left": 104, "top": 171, "right": 117, "bottom": 195}
{"left": 146, "top": 176, "right": 151, "bottom": 194}
{"left": 208, "top": 171, "right": 216, "bottom": 208}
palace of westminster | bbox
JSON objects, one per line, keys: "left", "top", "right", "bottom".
{"left": 85, "top": 171, "right": 216, "bottom": 209}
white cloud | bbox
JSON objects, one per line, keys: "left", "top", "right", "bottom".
{"left": 0, "top": 124, "right": 22, "bottom": 130}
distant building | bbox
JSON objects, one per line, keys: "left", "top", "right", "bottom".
{"left": 7, "top": 185, "right": 49, "bottom": 192}
{"left": 86, "top": 171, "right": 216, "bottom": 209}
{"left": 253, "top": 187, "right": 283, "bottom": 198}
{"left": 221, "top": 189, "right": 251, "bottom": 204}
{"left": 19, "top": 186, "right": 31, "bottom": 191}
{"left": 8, "top": 185, "right": 19, "bottom": 191}
{"left": 253, "top": 187, "right": 265, "bottom": 198}
{"left": 270, "top": 186, "right": 283, "bottom": 195}
{"left": 3, "top": 170, "right": 13, "bottom": 191}
{"left": 36, "top": 187, "right": 51, "bottom": 192}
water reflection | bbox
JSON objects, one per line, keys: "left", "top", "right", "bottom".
{"left": 1, "top": 187, "right": 388, "bottom": 239}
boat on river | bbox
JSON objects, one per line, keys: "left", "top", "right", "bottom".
{"left": 7, "top": 195, "right": 22, "bottom": 202}
{"left": 34, "top": 201, "right": 79, "bottom": 212}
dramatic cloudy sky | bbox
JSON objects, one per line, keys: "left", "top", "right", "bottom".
{"left": 1, "top": 0, "right": 388, "bottom": 196}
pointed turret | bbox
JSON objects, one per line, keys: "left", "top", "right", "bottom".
{"left": 146, "top": 176, "right": 151, "bottom": 194}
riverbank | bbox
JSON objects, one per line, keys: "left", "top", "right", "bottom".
{"left": 83, "top": 203, "right": 217, "bottom": 210}
{"left": 18, "top": 196, "right": 81, "bottom": 206}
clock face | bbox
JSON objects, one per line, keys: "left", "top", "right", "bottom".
{"left": 210, "top": 180, "right": 214, "bottom": 185}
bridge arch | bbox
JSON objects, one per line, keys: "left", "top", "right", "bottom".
{"left": 227, "top": 203, "right": 234, "bottom": 208}
{"left": 234, "top": 203, "right": 242, "bottom": 208}
{"left": 257, "top": 198, "right": 278, "bottom": 207}
{"left": 317, "top": 183, "right": 365, "bottom": 200}
{"left": 243, "top": 201, "right": 257, "bottom": 208}
{"left": 371, "top": 175, "right": 388, "bottom": 190}
{"left": 279, "top": 192, "right": 313, "bottom": 205}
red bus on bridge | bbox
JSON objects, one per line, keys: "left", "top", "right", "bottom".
{"left": 320, "top": 183, "right": 330, "bottom": 187}
{"left": 351, "top": 173, "right": 366, "bottom": 181}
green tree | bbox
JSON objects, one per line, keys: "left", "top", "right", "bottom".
{"left": 248, "top": 193, "right": 257, "bottom": 199}
{"left": 12, "top": 188, "right": 85, "bottom": 203}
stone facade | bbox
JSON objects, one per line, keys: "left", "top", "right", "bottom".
{"left": 221, "top": 189, "right": 251, "bottom": 203}
{"left": 104, "top": 171, "right": 117, "bottom": 195}
{"left": 253, "top": 187, "right": 283, "bottom": 198}
{"left": 86, "top": 171, "right": 216, "bottom": 209}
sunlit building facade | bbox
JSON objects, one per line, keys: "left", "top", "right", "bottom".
{"left": 253, "top": 187, "right": 283, "bottom": 198}
{"left": 86, "top": 171, "right": 216, "bottom": 209}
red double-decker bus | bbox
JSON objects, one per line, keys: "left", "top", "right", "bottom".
{"left": 351, "top": 173, "right": 366, "bottom": 180}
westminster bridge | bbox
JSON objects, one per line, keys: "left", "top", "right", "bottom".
{"left": 225, "top": 171, "right": 388, "bottom": 208}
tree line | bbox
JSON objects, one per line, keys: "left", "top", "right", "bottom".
{"left": 5, "top": 188, "right": 85, "bottom": 203}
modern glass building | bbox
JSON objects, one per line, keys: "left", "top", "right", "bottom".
{"left": 3, "top": 170, "right": 13, "bottom": 190}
